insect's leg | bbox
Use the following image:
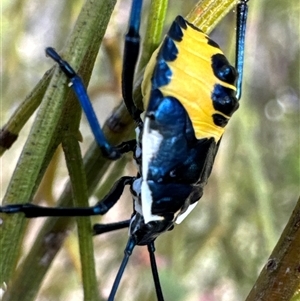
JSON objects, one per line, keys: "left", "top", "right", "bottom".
{"left": 122, "top": 0, "right": 143, "bottom": 124}
{"left": 148, "top": 242, "right": 164, "bottom": 301}
{"left": 93, "top": 219, "right": 130, "bottom": 235}
{"left": 235, "top": 0, "right": 249, "bottom": 100}
{"left": 108, "top": 237, "right": 136, "bottom": 301}
{"left": 0, "top": 176, "right": 133, "bottom": 218}
{"left": 45, "top": 47, "right": 121, "bottom": 160}
{"left": 116, "top": 139, "right": 137, "bottom": 154}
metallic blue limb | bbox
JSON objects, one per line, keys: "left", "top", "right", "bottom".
{"left": 45, "top": 47, "right": 120, "bottom": 159}
{"left": 235, "top": 0, "right": 249, "bottom": 100}
{"left": 71, "top": 76, "right": 118, "bottom": 158}
{"left": 128, "top": 0, "right": 143, "bottom": 35}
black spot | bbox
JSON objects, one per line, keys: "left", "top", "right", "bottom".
{"left": 168, "top": 16, "right": 185, "bottom": 41}
{"left": 175, "top": 15, "right": 187, "bottom": 29}
{"left": 147, "top": 89, "right": 164, "bottom": 112}
{"left": 211, "top": 53, "right": 237, "bottom": 84}
{"left": 160, "top": 36, "right": 178, "bottom": 61}
{"left": 152, "top": 59, "right": 172, "bottom": 89}
{"left": 185, "top": 18, "right": 203, "bottom": 33}
{"left": 212, "top": 114, "right": 229, "bottom": 127}
{"left": 206, "top": 37, "right": 220, "bottom": 48}
{"left": 211, "top": 84, "right": 239, "bottom": 116}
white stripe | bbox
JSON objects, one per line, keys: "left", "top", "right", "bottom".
{"left": 141, "top": 117, "right": 164, "bottom": 223}
{"left": 175, "top": 201, "right": 198, "bottom": 224}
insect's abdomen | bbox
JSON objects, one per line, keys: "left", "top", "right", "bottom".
{"left": 142, "top": 16, "right": 239, "bottom": 143}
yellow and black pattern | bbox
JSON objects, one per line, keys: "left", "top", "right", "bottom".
{"left": 142, "top": 16, "right": 238, "bottom": 143}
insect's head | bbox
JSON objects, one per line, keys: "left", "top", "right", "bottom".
{"left": 129, "top": 212, "right": 174, "bottom": 245}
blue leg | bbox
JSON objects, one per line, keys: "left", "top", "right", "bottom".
{"left": 46, "top": 47, "right": 125, "bottom": 159}
{"left": 45, "top": 1, "right": 145, "bottom": 158}
{"left": 235, "top": 0, "right": 249, "bottom": 100}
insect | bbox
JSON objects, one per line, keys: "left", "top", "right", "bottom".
{"left": 1, "top": 0, "right": 249, "bottom": 300}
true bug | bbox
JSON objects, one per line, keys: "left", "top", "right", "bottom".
{"left": 1, "top": 0, "right": 249, "bottom": 300}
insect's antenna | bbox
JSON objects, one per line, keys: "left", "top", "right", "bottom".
{"left": 235, "top": 0, "right": 249, "bottom": 100}
{"left": 148, "top": 242, "right": 164, "bottom": 301}
{"left": 108, "top": 237, "right": 136, "bottom": 301}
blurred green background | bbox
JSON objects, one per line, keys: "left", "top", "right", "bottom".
{"left": 1, "top": 0, "right": 299, "bottom": 300}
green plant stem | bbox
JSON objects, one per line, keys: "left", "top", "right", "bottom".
{"left": 186, "top": 0, "right": 236, "bottom": 34}
{"left": 62, "top": 134, "right": 99, "bottom": 301}
{"left": 0, "top": 70, "right": 53, "bottom": 156}
{"left": 138, "top": 0, "right": 169, "bottom": 73}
